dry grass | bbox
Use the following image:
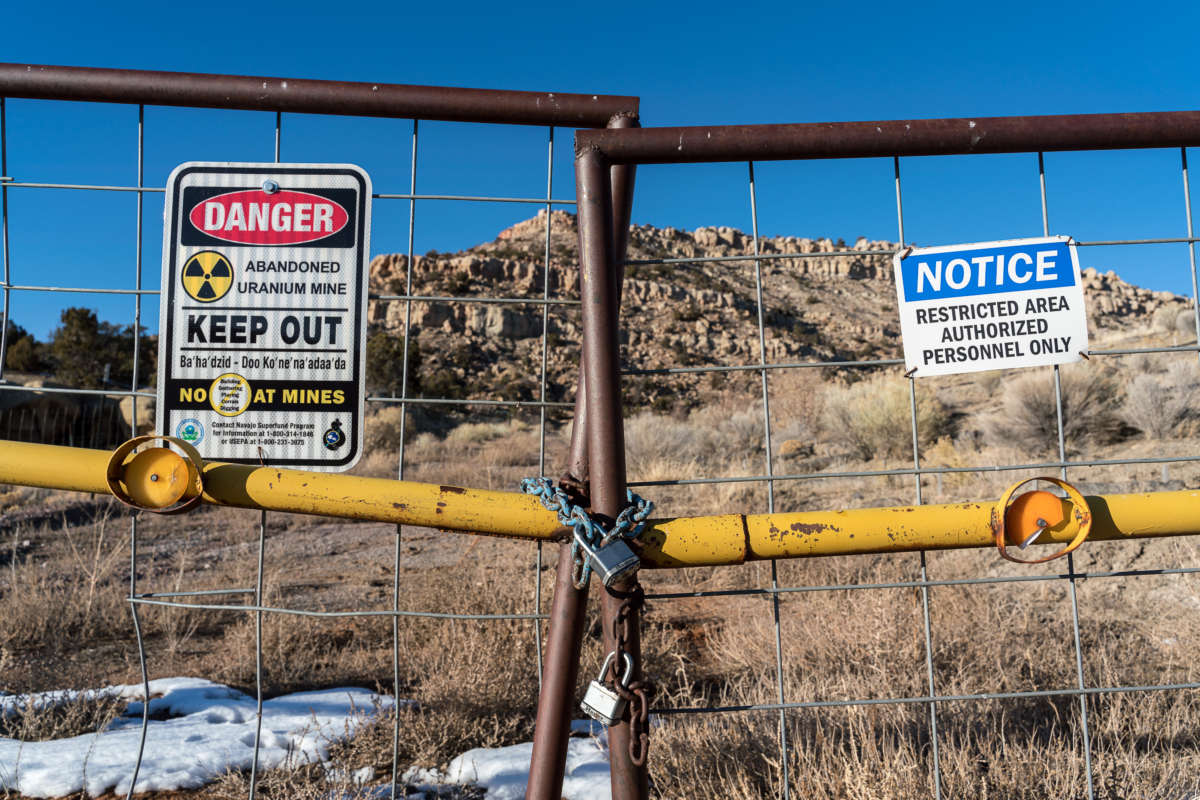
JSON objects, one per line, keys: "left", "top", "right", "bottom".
{"left": 821, "top": 374, "right": 951, "bottom": 461}
{"left": 7, "top": 345, "right": 1200, "bottom": 798}
{"left": 984, "top": 364, "right": 1124, "bottom": 455}
{"left": 639, "top": 539, "right": 1200, "bottom": 799}
{"left": 0, "top": 692, "right": 124, "bottom": 743}
{"left": 0, "top": 503, "right": 552, "bottom": 798}
{"left": 1121, "top": 361, "right": 1200, "bottom": 439}
{"left": 0, "top": 512, "right": 129, "bottom": 665}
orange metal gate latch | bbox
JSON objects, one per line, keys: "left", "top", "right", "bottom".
{"left": 992, "top": 477, "right": 1093, "bottom": 564}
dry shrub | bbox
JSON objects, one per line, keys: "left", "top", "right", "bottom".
{"left": 444, "top": 419, "right": 529, "bottom": 446}
{"left": 920, "top": 436, "right": 976, "bottom": 497}
{"left": 770, "top": 370, "right": 827, "bottom": 456}
{"left": 1177, "top": 308, "right": 1198, "bottom": 341}
{"left": 624, "top": 414, "right": 704, "bottom": 477}
{"left": 361, "top": 413, "right": 546, "bottom": 483}
{"left": 624, "top": 402, "right": 766, "bottom": 478}
{"left": 355, "top": 448, "right": 399, "bottom": 478}
{"left": 984, "top": 365, "right": 1123, "bottom": 455}
{"left": 621, "top": 400, "right": 772, "bottom": 516}
{"left": 976, "top": 369, "right": 1003, "bottom": 395}
{"left": 0, "top": 515, "right": 128, "bottom": 655}
{"left": 1153, "top": 305, "right": 1181, "bottom": 334}
{"left": 473, "top": 422, "right": 542, "bottom": 469}
{"left": 0, "top": 691, "right": 124, "bottom": 741}
{"left": 1121, "top": 361, "right": 1200, "bottom": 439}
{"left": 820, "top": 374, "right": 950, "bottom": 461}
{"left": 363, "top": 404, "right": 407, "bottom": 456}
{"left": 1124, "top": 350, "right": 1162, "bottom": 375}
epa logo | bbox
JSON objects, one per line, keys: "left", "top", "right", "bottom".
{"left": 176, "top": 418, "right": 204, "bottom": 446}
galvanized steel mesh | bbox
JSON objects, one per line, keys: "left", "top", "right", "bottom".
{"left": 575, "top": 124, "right": 1200, "bottom": 798}
{"left": 0, "top": 67, "right": 636, "bottom": 800}
{"left": 5, "top": 62, "right": 1200, "bottom": 800}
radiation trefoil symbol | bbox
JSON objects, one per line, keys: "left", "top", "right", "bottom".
{"left": 181, "top": 251, "right": 233, "bottom": 303}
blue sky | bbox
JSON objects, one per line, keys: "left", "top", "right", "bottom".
{"left": 2, "top": 0, "right": 1199, "bottom": 338}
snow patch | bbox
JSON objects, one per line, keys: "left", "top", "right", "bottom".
{"left": 1, "top": 677, "right": 613, "bottom": 799}
{"left": 0, "top": 677, "right": 391, "bottom": 798}
{"left": 401, "top": 728, "right": 611, "bottom": 800}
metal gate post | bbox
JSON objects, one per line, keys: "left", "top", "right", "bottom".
{"left": 564, "top": 112, "right": 638, "bottom": 485}
{"left": 525, "top": 115, "right": 637, "bottom": 800}
{"left": 577, "top": 146, "right": 648, "bottom": 800}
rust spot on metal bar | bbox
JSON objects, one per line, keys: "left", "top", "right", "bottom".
{"left": 440, "top": 485, "right": 468, "bottom": 494}
{"left": 789, "top": 522, "right": 832, "bottom": 536}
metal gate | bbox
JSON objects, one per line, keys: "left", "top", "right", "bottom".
{"left": 0, "top": 63, "right": 636, "bottom": 799}
{"left": 573, "top": 112, "right": 1200, "bottom": 799}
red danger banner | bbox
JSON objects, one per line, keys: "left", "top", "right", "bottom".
{"left": 188, "top": 188, "right": 351, "bottom": 246}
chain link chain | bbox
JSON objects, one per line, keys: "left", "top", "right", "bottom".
{"left": 521, "top": 476, "right": 655, "bottom": 763}
{"left": 604, "top": 583, "right": 653, "bottom": 766}
{"left": 521, "top": 476, "right": 653, "bottom": 589}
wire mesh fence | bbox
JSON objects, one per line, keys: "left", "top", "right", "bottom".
{"left": 575, "top": 121, "right": 1200, "bottom": 798}
{"left": 0, "top": 66, "right": 636, "bottom": 799}
{"left": 5, "top": 64, "right": 1200, "bottom": 800}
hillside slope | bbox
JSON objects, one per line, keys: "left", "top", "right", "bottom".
{"left": 366, "top": 210, "right": 1190, "bottom": 410}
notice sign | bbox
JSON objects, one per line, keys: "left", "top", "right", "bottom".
{"left": 158, "top": 163, "right": 372, "bottom": 470}
{"left": 893, "top": 236, "right": 1089, "bottom": 378}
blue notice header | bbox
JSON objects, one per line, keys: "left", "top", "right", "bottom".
{"left": 898, "top": 239, "right": 1076, "bottom": 302}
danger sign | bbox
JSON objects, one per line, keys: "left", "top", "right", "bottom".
{"left": 157, "top": 163, "right": 372, "bottom": 470}
{"left": 893, "top": 236, "right": 1089, "bottom": 378}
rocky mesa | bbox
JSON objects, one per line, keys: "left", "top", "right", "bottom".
{"left": 366, "top": 210, "right": 1191, "bottom": 412}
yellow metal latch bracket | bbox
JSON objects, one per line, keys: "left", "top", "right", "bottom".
{"left": 105, "top": 435, "right": 206, "bottom": 514}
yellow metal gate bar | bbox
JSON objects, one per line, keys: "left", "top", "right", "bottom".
{"left": 6, "top": 439, "right": 1200, "bottom": 567}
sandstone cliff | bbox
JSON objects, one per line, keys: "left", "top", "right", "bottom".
{"left": 366, "top": 210, "right": 1190, "bottom": 412}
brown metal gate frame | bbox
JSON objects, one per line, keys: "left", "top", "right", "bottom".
{"left": 0, "top": 63, "right": 638, "bottom": 800}
{"left": 572, "top": 109, "right": 1200, "bottom": 800}
{"left": 526, "top": 113, "right": 638, "bottom": 800}
{"left": 11, "top": 64, "right": 1200, "bottom": 800}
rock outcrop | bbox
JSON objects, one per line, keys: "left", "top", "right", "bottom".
{"left": 366, "top": 210, "right": 1191, "bottom": 410}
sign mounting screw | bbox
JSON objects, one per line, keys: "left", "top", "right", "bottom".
{"left": 262, "top": 179, "right": 279, "bottom": 194}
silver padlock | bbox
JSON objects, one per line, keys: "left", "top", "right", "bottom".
{"left": 575, "top": 531, "right": 640, "bottom": 587}
{"left": 581, "top": 652, "right": 634, "bottom": 726}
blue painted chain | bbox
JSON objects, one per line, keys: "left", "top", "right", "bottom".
{"left": 521, "top": 477, "right": 654, "bottom": 588}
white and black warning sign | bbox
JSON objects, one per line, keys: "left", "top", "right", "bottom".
{"left": 893, "top": 236, "right": 1089, "bottom": 378}
{"left": 157, "top": 162, "right": 372, "bottom": 470}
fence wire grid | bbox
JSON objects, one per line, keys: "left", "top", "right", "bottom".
{"left": 5, "top": 64, "right": 1200, "bottom": 800}
{"left": 0, "top": 69, "right": 636, "bottom": 800}
{"left": 589, "top": 128, "right": 1200, "bottom": 799}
